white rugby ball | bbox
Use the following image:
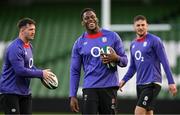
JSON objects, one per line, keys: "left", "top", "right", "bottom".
{"left": 41, "top": 71, "right": 58, "bottom": 89}
{"left": 101, "top": 46, "right": 116, "bottom": 68}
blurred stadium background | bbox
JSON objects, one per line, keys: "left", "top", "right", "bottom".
{"left": 0, "top": 0, "right": 180, "bottom": 114}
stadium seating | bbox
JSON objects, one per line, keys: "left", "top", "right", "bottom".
{"left": 0, "top": 2, "right": 180, "bottom": 99}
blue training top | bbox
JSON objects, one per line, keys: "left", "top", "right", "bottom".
{"left": 122, "top": 33, "right": 175, "bottom": 85}
{"left": 0, "top": 38, "right": 43, "bottom": 95}
{"left": 70, "top": 29, "right": 128, "bottom": 97}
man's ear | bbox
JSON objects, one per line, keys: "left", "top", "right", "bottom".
{"left": 96, "top": 18, "right": 99, "bottom": 23}
{"left": 81, "top": 21, "right": 85, "bottom": 26}
{"left": 20, "top": 27, "right": 25, "bottom": 33}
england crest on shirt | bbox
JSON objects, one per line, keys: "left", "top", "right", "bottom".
{"left": 102, "top": 37, "right": 107, "bottom": 43}
{"left": 143, "top": 42, "right": 147, "bottom": 47}
{"left": 83, "top": 42, "right": 88, "bottom": 46}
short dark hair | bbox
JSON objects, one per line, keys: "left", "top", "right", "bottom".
{"left": 133, "top": 15, "right": 147, "bottom": 23}
{"left": 80, "top": 8, "right": 96, "bottom": 20}
{"left": 17, "top": 17, "right": 36, "bottom": 29}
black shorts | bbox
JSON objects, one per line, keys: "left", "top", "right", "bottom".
{"left": 0, "top": 94, "right": 32, "bottom": 114}
{"left": 136, "top": 83, "right": 161, "bottom": 111}
{"left": 82, "top": 87, "right": 118, "bottom": 114}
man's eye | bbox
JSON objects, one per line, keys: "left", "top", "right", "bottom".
{"left": 91, "top": 16, "right": 95, "bottom": 18}
{"left": 85, "top": 17, "right": 89, "bottom": 20}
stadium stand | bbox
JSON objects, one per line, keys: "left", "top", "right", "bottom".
{"left": 0, "top": 1, "right": 180, "bottom": 99}
{"left": 0, "top": 1, "right": 180, "bottom": 114}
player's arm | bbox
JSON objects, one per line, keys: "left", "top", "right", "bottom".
{"left": 113, "top": 32, "right": 128, "bottom": 67}
{"left": 122, "top": 51, "right": 136, "bottom": 82}
{"left": 154, "top": 38, "right": 175, "bottom": 84}
{"left": 32, "top": 65, "right": 38, "bottom": 70}
{"left": 154, "top": 38, "right": 177, "bottom": 96}
{"left": 8, "top": 46, "right": 43, "bottom": 78}
{"left": 69, "top": 40, "right": 82, "bottom": 97}
{"left": 69, "top": 41, "right": 81, "bottom": 112}
{"left": 69, "top": 56, "right": 81, "bottom": 97}
{"left": 120, "top": 48, "right": 136, "bottom": 91}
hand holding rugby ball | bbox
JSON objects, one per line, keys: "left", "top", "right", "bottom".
{"left": 100, "top": 46, "right": 117, "bottom": 68}
{"left": 41, "top": 71, "right": 58, "bottom": 89}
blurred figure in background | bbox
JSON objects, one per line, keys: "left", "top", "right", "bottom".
{"left": 0, "top": 17, "right": 54, "bottom": 114}
{"left": 69, "top": 8, "right": 128, "bottom": 114}
{"left": 119, "top": 15, "right": 177, "bottom": 115}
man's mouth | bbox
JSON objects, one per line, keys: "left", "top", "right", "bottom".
{"left": 89, "top": 22, "right": 95, "bottom": 26}
{"left": 88, "top": 22, "right": 96, "bottom": 29}
{"left": 138, "top": 30, "right": 144, "bottom": 33}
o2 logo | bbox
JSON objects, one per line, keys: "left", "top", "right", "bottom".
{"left": 29, "top": 58, "right": 34, "bottom": 68}
{"left": 90, "top": 47, "right": 101, "bottom": 57}
{"left": 135, "top": 50, "right": 144, "bottom": 62}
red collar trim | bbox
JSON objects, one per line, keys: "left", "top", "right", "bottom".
{"left": 136, "top": 35, "right": 146, "bottom": 42}
{"left": 85, "top": 32, "right": 103, "bottom": 39}
{"left": 23, "top": 43, "right": 30, "bottom": 48}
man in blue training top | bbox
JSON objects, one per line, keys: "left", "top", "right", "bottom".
{"left": 0, "top": 18, "right": 54, "bottom": 114}
{"left": 69, "top": 8, "right": 128, "bottom": 114}
{"left": 119, "top": 15, "right": 177, "bottom": 115}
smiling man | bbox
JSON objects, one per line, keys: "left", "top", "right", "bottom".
{"left": 0, "top": 18, "right": 54, "bottom": 114}
{"left": 69, "top": 8, "right": 128, "bottom": 114}
{"left": 119, "top": 15, "right": 177, "bottom": 115}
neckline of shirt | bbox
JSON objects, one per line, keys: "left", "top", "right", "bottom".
{"left": 85, "top": 31, "right": 103, "bottom": 39}
{"left": 136, "top": 34, "right": 147, "bottom": 42}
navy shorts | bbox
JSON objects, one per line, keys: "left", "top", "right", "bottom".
{"left": 82, "top": 87, "right": 118, "bottom": 114}
{"left": 136, "top": 83, "right": 161, "bottom": 111}
{"left": 0, "top": 94, "right": 32, "bottom": 114}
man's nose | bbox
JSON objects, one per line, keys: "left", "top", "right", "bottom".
{"left": 139, "top": 25, "right": 144, "bottom": 29}
{"left": 88, "top": 17, "right": 93, "bottom": 21}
